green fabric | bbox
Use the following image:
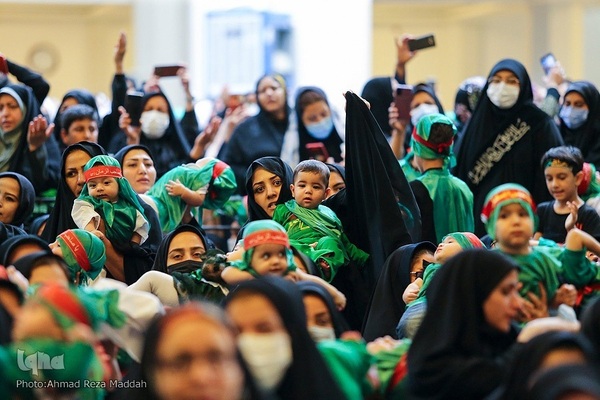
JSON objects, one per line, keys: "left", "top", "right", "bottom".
{"left": 411, "top": 113, "right": 457, "bottom": 161}
{"left": 580, "top": 163, "right": 600, "bottom": 202}
{"left": 273, "top": 200, "right": 369, "bottom": 281}
{"left": 399, "top": 153, "right": 421, "bottom": 182}
{"left": 541, "top": 246, "right": 598, "bottom": 288}
{"left": 147, "top": 158, "right": 237, "bottom": 232}
{"left": 0, "top": 338, "right": 105, "bottom": 400}
{"left": 417, "top": 168, "right": 474, "bottom": 243}
{"left": 371, "top": 338, "right": 411, "bottom": 398}
{"left": 317, "top": 340, "right": 374, "bottom": 400}
{"left": 482, "top": 183, "right": 537, "bottom": 239}
{"left": 58, "top": 229, "right": 106, "bottom": 285}
{"left": 216, "top": 194, "right": 248, "bottom": 225}
{"left": 79, "top": 155, "right": 149, "bottom": 243}
{"left": 496, "top": 247, "right": 561, "bottom": 300}
{"left": 171, "top": 270, "right": 228, "bottom": 304}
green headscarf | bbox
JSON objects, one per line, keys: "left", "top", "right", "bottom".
{"left": 411, "top": 113, "right": 457, "bottom": 166}
{"left": 481, "top": 183, "right": 537, "bottom": 239}
{"left": 443, "top": 232, "right": 486, "bottom": 250}
{"left": 57, "top": 229, "right": 106, "bottom": 285}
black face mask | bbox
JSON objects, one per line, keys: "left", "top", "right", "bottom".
{"left": 167, "top": 260, "right": 203, "bottom": 274}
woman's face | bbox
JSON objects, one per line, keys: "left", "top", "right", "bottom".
{"left": 483, "top": 270, "right": 522, "bottom": 332}
{"left": 122, "top": 149, "right": 157, "bottom": 194}
{"left": 64, "top": 149, "right": 92, "bottom": 197}
{"left": 59, "top": 97, "right": 79, "bottom": 114}
{"left": 0, "top": 177, "right": 20, "bottom": 224}
{"left": 0, "top": 93, "right": 24, "bottom": 133}
{"left": 143, "top": 95, "right": 169, "bottom": 113}
{"left": 302, "top": 294, "right": 333, "bottom": 329}
{"left": 152, "top": 315, "right": 245, "bottom": 400}
{"left": 226, "top": 292, "right": 287, "bottom": 335}
{"left": 563, "top": 92, "right": 589, "bottom": 110}
{"left": 410, "top": 91, "right": 436, "bottom": 110}
{"left": 327, "top": 171, "right": 345, "bottom": 198}
{"left": 301, "top": 100, "right": 331, "bottom": 126}
{"left": 257, "top": 77, "right": 286, "bottom": 116}
{"left": 166, "top": 231, "right": 206, "bottom": 267}
{"left": 251, "top": 167, "right": 283, "bottom": 218}
{"left": 488, "top": 70, "right": 520, "bottom": 87}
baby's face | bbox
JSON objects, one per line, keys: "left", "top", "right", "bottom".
{"left": 250, "top": 243, "right": 288, "bottom": 276}
{"left": 291, "top": 171, "right": 330, "bottom": 209}
{"left": 494, "top": 203, "right": 534, "bottom": 253}
{"left": 434, "top": 236, "right": 463, "bottom": 264}
{"left": 87, "top": 176, "right": 119, "bottom": 203}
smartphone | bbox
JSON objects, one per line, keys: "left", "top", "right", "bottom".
{"left": 125, "top": 91, "right": 144, "bottom": 127}
{"left": 408, "top": 34, "right": 436, "bottom": 52}
{"left": 305, "top": 142, "right": 330, "bottom": 161}
{"left": 540, "top": 53, "right": 557, "bottom": 75}
{"left": 394, "top": 85, "right": 414, "bottom": 122}
{"left": 153, "top": 64, "right": 184, "bottom": 77}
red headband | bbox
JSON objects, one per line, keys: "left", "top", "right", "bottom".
{"left": 59, "top": 230, "right": 91, "bottom": 272}
{"left": 412, "top": 127, "right": 453, "bottom": 154}
{"left": 481, "top": 189, "right": 536, "bottom": 221}
{"left": 462, "top": 232, "right": 485, "bottom": 248}
{"left": 210, "top": 161, "right": 229, "bottom": 200}
{"left": 578, "top": 163, "right": 592, "bottom": 196}
{"left": 38, "top": 284, "right": 90, "bottom": 326}
{"left": 244, "top": 230, "right": 290, "bottom": 249}
{"left": 84, "top": 165, "right": 122, "bottom": 182}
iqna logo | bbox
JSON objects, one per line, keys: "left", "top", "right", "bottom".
{"left": 17, "top": 350, "right": 65, "bottom": 377}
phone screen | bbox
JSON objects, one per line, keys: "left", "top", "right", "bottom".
{"left": 154, "top": 64, "right": 184, "bottom": 77}
{"left": 125, "top": 91, "right": 144, "bottom": 127}
{"left": 395, "top": 85, "right": 414, "bottom": 121}
{"left": 540, "top": 53, "right": 557, "bottom": 75}
{"left": 305, "top": 143, "right": 330, "bottom": 162}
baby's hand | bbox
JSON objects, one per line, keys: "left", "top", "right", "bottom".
{"left": 166, "top": 179, "right": 185, "bottom": 197}
{"left": 284, "top": 270, "right": 301, "bottom": 282}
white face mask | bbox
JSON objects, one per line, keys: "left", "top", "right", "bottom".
{"left": 307, "top": 325, "right": 336, "bottom": 343}
{"left": 486, "top": 82, "right": 520, "bottom": 109}
{"left": 410, "top": 103, "right": 439, "bottom": 127}
{"left": 140, "top": 110, "right": 169, "bottom": 139}
{"left": 237, "top": 332, "right": 292, "bottom": 392}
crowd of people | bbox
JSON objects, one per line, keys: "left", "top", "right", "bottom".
{"left": 1, "top": 30, "right": 600, "bottom": 400}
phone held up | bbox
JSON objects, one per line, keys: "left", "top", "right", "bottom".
{"left": 408, "top": 34, "right": 436, "bottom": 52}
{"left": 305, "top": 142, "right": 330, "bottom": 162}
{"left": 540, "top": 53, "right": 557, "bottom": 75}
{"left": 153, "top": 64, "right": 185, "bottom": 77}
{"left": 125, "top": 91, "right": 144, "bottom": 127}
{"left": 395, "top": 84, "right": 414, "bottom": 122}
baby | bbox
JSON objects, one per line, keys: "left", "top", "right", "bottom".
{"left": 72, "top": 155, "right": 150, "bottom": 245}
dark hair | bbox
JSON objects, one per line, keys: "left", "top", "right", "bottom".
{"left": 293, "top": 160, "right": 330, "bottom": 187}
{"left": 60, "top": 104, "right": 98, "bottom": 133}
{"left": 428, "top": 123, "right": 455, "bottom": 148}
{"left": 12, "top": 251, "right": 70, "bottom": 281}
{"left": 540, "top": 145, "right": 584, "bottom": 174}
{"left": 296, "top": 90, "right": 326, "bottom": 114}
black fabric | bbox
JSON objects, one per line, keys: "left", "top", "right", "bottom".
{"left": 98, "top": 74, "right": 127, "bottom": 150}
{"left": 362, "top": 241, "right": 436, "bottom": 342}
{"left": 0, "top": 222, "right": 26, "bottom": 244}
{"left": 581, "top": 296, "right": 600, "bottom": 354}
{"left": 360, "top": 71, "right": 406, "bottom": 138}
{"left": 527, "top": 364, "right": 600, "bottom": 400}
{"left": 536, "top": 201, "right": 600, "bottom": 243}
{"left": 51, "top": 89, "right": 99, "bottom": 151}
{"left": 340, "top": 91, "right": 421, "bottom": 290}
{"left": 113, "top": 144, "right": 155, "bottom": 169}
{"left": 326, "top": 162, "right": 346, "bottom": 181}
{"left": 244, "top": 156, "right": 294, "bottom": 223}
{"left": 2, "top": 83, "right": 61, "bottom": 195}
{"left": 403, "top": 83, "right": 446, "bottom": 150}
{"left": 151, "top": 224, "right": 208, "bottom": 273}
{"left": 406, "top": 249, "right": 519, "bottom": 400}
{"left": 107, "top": 91, "right": 192, "bottom": 179}
{"left": 6, "top": 59, "right": 50, "bottom": 105}
{"left": 27, "top": 214, "right": 49, "bottom": 236}
{"left": 492, "top": 330, "right": 597, "bottom": 400}
{"left": 224, "top": 276, "right": 347, "bottom": 400}
{"left": 410, "top": 179, "right": 436, "bottom": 244}
{"left": 0, "top": 234, "right": 51, "bottom": 266}
{"left": 294, "top": 86, "right": 343, "bottom": 162}
{"left": 0, "top": 303, "right": 13, "bottom": 345}
{"left": 297, "top": 280, "right": 350, "bottom": 338}
{"left": 223, "top": 75, "right": 292, "bottom": 195}
{"left": 0, "top": 171, "right": 35, "bottom": 228}
{"left": 454, "top": 59, "right": 564, "bottom": 236}
{"left": 559, "top": 81, "right": 600, "bottom": 169}
{"left": 40, "top": 141, "right": 107, "bottom": 243}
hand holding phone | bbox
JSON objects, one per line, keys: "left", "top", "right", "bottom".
{"left": 408, "top": 34, "right": 436, "bottom": 52}
{"left": 153, "top": 64, "right": 185, "bottom": 77}
{"left": 305, "top": 142, "right": 330, "bottom": 162}
{"left": 394, "top": 85, "right": 414, "bottom": 122}
{"left": 125, "top": 91, "right": 144, "bottom": 127}
{"left": 540, "top": 53, "right": 557, "bottom": 75}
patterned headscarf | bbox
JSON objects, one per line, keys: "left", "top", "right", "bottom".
{"left": 443, "top": 232, "right": 486, "bottom": 249}
{"left": 57, "top": 229, "right": 106, "bottom": 285}
{"left": 238, "top": 219, "right": 295, "bottom": 277}
{"left": 481, "top": 183, "right": 537, "bottom": 239}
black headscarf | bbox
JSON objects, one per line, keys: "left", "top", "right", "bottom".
{"left": 151, "top": 224, "right": 208, "bottom": 274}
{"left": 0, "top": 171, "right": 35, "bottom": 228}
{"left": 0, "top": 83, "right": 61, "bottom": 194}
{"left": 224, "top": 276, "right": 346, "bottom": 400}
{"left": 340, "top": 92, "right": 421, "bottom": 288}
{"left": 223, "top": 74, "right": 292, "bottom": 194}
{"left": 581, "top": 296, "right": 600, "bottom": 354}
{"left": 559, "top": 81, "right": 600, "bottom": 169}
{"left": 108, "top": 91, "right": 191, "bottom": 179}
{"left": 360, "top": 76, "right": 396, "bottom": 137}
{"left": 407, "top": 249, "right": 519, "bottom": 400}
{"left": 326, "top": 163, "right": 346, "bottom": 182}
{"left": 0, "top": 234, "right": 51, "bottom": 266}
{"left": 454, "top": 59, "right": 564, "bottom": 235}
{"left": 297, "top": 280, "right": 350, "bottom": 338}
{"left": 51, "top": 89, "right": 99, "bottom": 148}
{"left": 113, "top": 144, "right": 155, "bottom": 168}
{"left": 493, "top": 330, "right": 598, "bottom": 400}
{"left": 41, "top": 141, "right": 107, "bottom": 243}
{"left": 361, "top": 241, "right": 436, "bottom": 342}
{"left": 244, "top": 156, "right": 294, "bottom": 222}
{"left": 526, "top": 364, "right": 600, "bottom": 400}
{"left": 294, "top": 86, "right": 344, "bottom": 162}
